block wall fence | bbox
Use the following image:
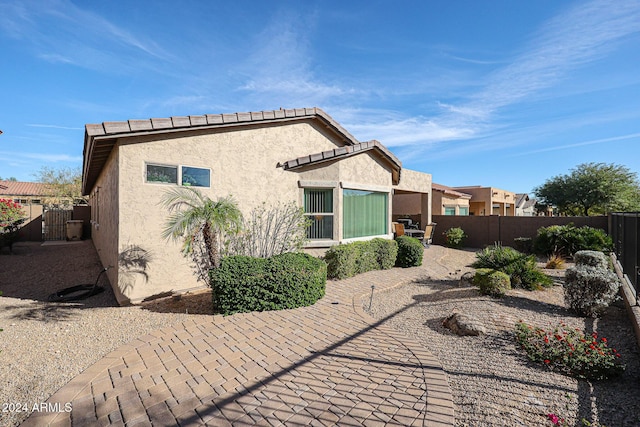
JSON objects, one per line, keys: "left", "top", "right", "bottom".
{"left": 431, "top": 215, "right": 608, "bottom": 248}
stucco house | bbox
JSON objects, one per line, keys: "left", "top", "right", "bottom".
{"left": 515, "top": 193, "right": 536, "bottom": 216}
{"left": 82, "top": 107, "right": 432, "bottom": 305}
{"left": 1, "top": 180, "right": 49, "bottom": 241}
{"left": 431, "top": 183, "right": 471, "bottom": 216}
{"left": 451, "top": 186, "right": 516, "bottom": 216}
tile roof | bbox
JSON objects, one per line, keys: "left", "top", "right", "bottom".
{"left": 280, "top": 140, "right": 402, "bottom": 185}
{"left": 432, "top": 183, "right": 472, "bottom": 198}
{"left": 0, "top": 181, "right": 49, "bottom": 197}
{"left": 83, "top": 107, "right": 362, "bottom": 195}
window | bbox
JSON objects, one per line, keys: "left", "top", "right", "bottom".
{"left": 304, "top": 189, "right": 333, "bottom": 239}
{"left": 182, "top": 166, "right": 210, "bottom": 187}
{"left": 444, "top": 207, "right": 456, "bottom": 216}
{"left": 146, "top": 164, "right": 177, "bottom": 184}
{"left": 459, "top": 206, "right": 469, "bottom": 216}
{"left": 343, "top": 189, "right": 388, "bottom": 239}
{"left": 146, "top": 164, "right": 211, "bottom": 187}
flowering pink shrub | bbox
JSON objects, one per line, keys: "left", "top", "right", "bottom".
{"left": 515, "top": 321, "right": 625, "bottom": 380}
{"left": 0, "top": 198, "right": 24, "bottom": 231}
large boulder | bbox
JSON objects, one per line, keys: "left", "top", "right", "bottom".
{"left": 443, "top": 312, "right": 486, "bottom": 336}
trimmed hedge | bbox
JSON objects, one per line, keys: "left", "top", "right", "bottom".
{"left": 395, "top": 235, "right": 423, "bottom": 268}
{"left": 325, "top": 238, "right": 398, "bottom": 279}
{"left": 473, "top": 268, "right": 511, "bottom": 297}
{"left": 210, "top": 252, "right": 326, "bottom": 315}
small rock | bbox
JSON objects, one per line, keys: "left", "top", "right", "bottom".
{"left": 459, "top": 271, "right": 475, "bottom": 286}
{"left": 443, "top": 312, "right": 487, "bottom": 336}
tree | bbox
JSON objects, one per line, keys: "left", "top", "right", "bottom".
{"left": 534, "top": 162, "right": 640, "bottom": 216}
{"left": 160, "top": 187, "right": 243, "bottom": 269}
{"left": 0, "top": 176, "right": 17, "bottom": 181}
{"left": 33, "top": 166, "right": 86, "bottom": 205}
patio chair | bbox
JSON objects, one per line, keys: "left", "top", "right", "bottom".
{"left": 393, "top": 222, "right": 405, "bottom": 238}
{"left": 423, "top": 222, "right": 437, "bottom": 247}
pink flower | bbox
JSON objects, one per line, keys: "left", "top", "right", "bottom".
{"left": 547, "top": 413, "right": 560, "bottom": 425}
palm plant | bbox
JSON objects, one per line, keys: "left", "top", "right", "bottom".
{"left": 160, "top": 187, "right": 242, "bottom": 269}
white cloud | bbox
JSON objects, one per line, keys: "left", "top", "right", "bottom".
{"left": 351, "top": 0, "right": 640, "bottom": 151}
{"left": 0, "top": 0, "right": 173, "bottom": 72}
{"left": 27, "top": 124, "right": 83, "bottom": 130}
{"left": 0, "top": 151, "right": 81, "bottom": 163}
{"left": 235, "top": 10, "right": 362, "bottom": 108}
{"left": 511, "top": 132, "right": 640, "bottom": 157}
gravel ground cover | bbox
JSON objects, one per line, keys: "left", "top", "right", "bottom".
{"left": 0, "top": 241, "right": 210, "bottom": 427}
{"left": 365, "top": 247, "right": 640, "bottom": 427}
{"left": 1, "top": 241, "right": 639, "bottom": 427}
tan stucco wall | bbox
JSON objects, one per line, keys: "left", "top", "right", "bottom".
{"left": 89, "top": 145, "right": 124, "bottom": 303}
{"left": 395, "top": 169, "right": 432, "bottom": 193}
{"left": 92, "top": 120, "right": 398, "bottom": 303}
{"left": 392, "top": 168, "right": 432, "bottom": 227}
{"left": 454, "top": 186, "right": 516, "bottom": 217}
{"left": 297, "top": 151, "right": 394, "bottom": 244}
{"left": 432, "top": 191, "right": 470, "bottom": 215}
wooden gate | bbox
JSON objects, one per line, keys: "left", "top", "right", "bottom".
{"left": 43, "top": 208, "right": 73, "bottom": 241}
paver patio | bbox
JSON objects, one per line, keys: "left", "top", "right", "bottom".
{"left": 23, "top": 248, "right": 456, "bottom": 426}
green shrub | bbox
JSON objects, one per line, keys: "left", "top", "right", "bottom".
{"left": 443, "top": 227, "right": 466, "bottom": 248}
{"left": 370, "top": 238, "right": 398, "bottom": 270}
{"left": 564, "top": 265, "right": 620, "bottom": 317}
{"left": 513, "top": 237, "right": 533, "bottom": 254}
{"left": 473, "top": 268, "right": 511, "bottom": 297}
{"left": 324, "top": 239, "right": 398, "bottom": 279}
{"left": 533, "top": 224, "right": 612, "bottom": 257}
{"left": 472, "top": 244, "right": 552, "bottom": 290}
{"left": 395, "top": 235, "right": 424, "bottom": 268}
{"left": 574, "top": 250, "right": 609, "bottom": 270}
{"left": 515, "top": 321, "right": 624, "bottom": 380}
{"left": 325, "top": 244, "right": 358, "bottom": 279}
{"left": 210, "top": 252, "right": 326, "bottom": 315}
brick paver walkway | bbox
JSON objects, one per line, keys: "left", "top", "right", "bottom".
{"left": 23, "top": 247, "right": 456, "bottom": 426}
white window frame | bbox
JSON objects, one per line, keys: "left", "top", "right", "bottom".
{"left": 145, "top": 163, "right": 211, "bottom": 188}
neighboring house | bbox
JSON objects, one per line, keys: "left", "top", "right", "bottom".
{"left": 0, "top": 181, "right": 48, "bottom": 240}
{"left": 515, "top": 193, "right": 537, "bottom": 216}
{"left": 451, "top": 186, "right": 517, "bottom": 216}
{"left": 431, "top": 183, "right": 471, "bottom": 215}
{"left": 0, "top": 180, "right": 47, "bottom": 205}
{"left": 82, "top": 107, "right": 432, "bottom": 305}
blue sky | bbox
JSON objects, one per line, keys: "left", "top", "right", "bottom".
{"left": 1, "top": 0, "right": 639, "bottom": 194}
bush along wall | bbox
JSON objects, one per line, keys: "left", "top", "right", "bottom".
{"left": 325, "top": 238, "right": 398, "bottom": 279}
{"left": 533, "top": 224, "right": 613, "bottom": 257}
{"left": 210, "top": 252, "right": 326, "bottom": 315}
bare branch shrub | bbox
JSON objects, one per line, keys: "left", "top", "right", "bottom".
{"left": 224, "top": 202, "right": 310, "bottom": 258}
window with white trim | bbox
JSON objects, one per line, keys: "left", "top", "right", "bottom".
{"left": 145, "top": 164, "right": 211, "bottom": 187}
{"left": 304, "top": 189, "right": 333, "bottom": 239}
